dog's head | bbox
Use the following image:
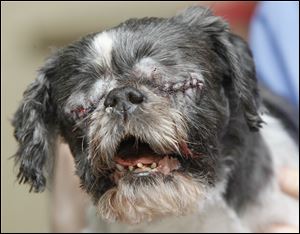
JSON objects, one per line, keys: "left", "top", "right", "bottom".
{"left": 12, "top": 7, "right": 262, "bottom": 223}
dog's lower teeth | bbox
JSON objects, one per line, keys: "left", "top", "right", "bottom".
{"left": 134, "top": 167, "right": 151, "bottom": 173}
{"left": 124, "top": 162, "right": 159, "bottom": 173}
{"left": 128, "top": 166, "right": 134, "bottom": 171}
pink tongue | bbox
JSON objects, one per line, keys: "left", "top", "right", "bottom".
{"left": 115, "top": 154, "right": 162, "bottom": 166}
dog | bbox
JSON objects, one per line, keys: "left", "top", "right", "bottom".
{"left": 12, "top": 7, "right": 298, "bottom": 232}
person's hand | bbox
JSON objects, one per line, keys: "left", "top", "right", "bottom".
{"left": 278, "top": 167, "right": 299, "bottom": 199}
{"left": 262, "top": 167, "right": 299, "bottom": 233}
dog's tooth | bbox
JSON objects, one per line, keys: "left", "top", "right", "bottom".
{"left": 116, "top": 164, "right": 124, "bottom": 171}
{"left": 128, "top": 166, "right": 134, "bottom": 171}
{"left": 151, "top": 162, "right": 157, "bottom": 169}
{"left": 137, "top": 163, "right": 143, "bottom": 168}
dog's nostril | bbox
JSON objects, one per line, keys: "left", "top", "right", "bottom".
{"left": 104, "top": 96, "right": 118, "bottom": 108}
{"left": 128, "top": 91, "right": 144, "bottom": 104}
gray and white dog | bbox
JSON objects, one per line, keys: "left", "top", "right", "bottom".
{"left": 12, "top": 7, "right": 298, "bottom": 232}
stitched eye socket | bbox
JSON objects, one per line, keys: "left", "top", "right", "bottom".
{"left": 70, "top": 101, "right": 98, "bottom": 119}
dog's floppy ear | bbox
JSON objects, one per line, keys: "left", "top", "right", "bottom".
{"left": 12, "top": 70, "right": 56, "bottom": 192}
{"left": 216, "top": 34, "right": 263, "bottom": 131}
{"left": 174, "top": 6, "right": 263, "bottom": 131}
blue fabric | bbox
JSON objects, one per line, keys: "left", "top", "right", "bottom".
{"left": 249, "top": 1, "right": 299, "bottom": 107}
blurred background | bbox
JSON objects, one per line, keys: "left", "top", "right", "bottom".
{"left": 1, "top": 1, "right": 298, "bottom": 232}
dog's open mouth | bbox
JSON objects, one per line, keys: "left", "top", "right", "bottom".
{"left": 113, "top": 136, "right": 181, "bottom": 181}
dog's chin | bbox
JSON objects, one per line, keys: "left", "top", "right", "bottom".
{"left": 97, "top": 172, "right": 204, "bottom": 224}
{"left": 96, "top": 136, "right": 204, "bottom": 224}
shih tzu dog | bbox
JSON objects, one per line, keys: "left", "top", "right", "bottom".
{"left": 12, "top": 7, "right": 298, "bottom": 232}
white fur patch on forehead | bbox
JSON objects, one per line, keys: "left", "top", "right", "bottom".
{"left": 92, "top": 32, "right": 113, "bottom": 67}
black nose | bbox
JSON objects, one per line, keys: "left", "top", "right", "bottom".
{"left": 104, "top": 86, "right": 144, "bottom": 113}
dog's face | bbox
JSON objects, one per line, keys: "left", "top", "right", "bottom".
{"left": 12, "top": 7, "right": 262, "bottom": 223}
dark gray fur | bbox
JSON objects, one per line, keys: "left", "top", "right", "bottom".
{"left": 12, "top": 6, "right": 271, "bottom": 213}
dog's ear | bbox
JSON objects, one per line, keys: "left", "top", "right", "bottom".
{"left": 216, "top": 34, "right": 263, "bottom": 131}
{"left": 12, "top": 70, "right": 56, "bottom": 192}
{"left": 174, "top": 6, "right": 263, "bottom": 131}
{"left": 173, "top": 6, "right": 228, "bottom": 34}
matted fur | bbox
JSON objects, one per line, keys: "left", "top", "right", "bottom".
{"left": 98, "top": 173, "right": 205, "bottom": 224}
